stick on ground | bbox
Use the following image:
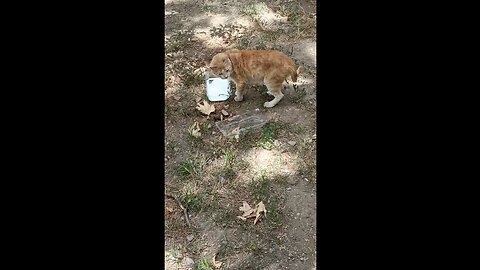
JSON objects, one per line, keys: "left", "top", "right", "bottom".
{"left": 165, "top": 193, "right": 191, "bottom": 227}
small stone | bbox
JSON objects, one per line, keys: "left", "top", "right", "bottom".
{"left": 221, "top": 109, "right": 229, "bottom": 116}
{"left": 212, "top": 131, "right": 216, "bottom": 135}
{"left": 288, "top": 141, "right": 297, "bottom": 146}
{"left": 207, "top": 124, "right": 212, "bottom": 129}
{"left": 183, "top": 257, "right": 194, "bottom": 267}
{"left": 286, "top": 187, "right": 291, "bottom": 191}
{"left": 187, "top": 234, "right": 194, "bottom": 242}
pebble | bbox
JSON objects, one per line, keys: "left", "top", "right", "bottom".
{"left": 187, "top": 234, "right": 194, "bottom": 242}
{"left": 219, "top": 176, "right": 226, "bottom": 184}
{"left": 288, "top": 141, "right": 297, "bottom": 146}
{"left": 183, "top": 257, "right": 194, "bottom": 267}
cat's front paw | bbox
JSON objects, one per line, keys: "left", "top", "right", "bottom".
{"left": 264, "top": 101, "right": 275, "bottom": 108}
{"left": 234, "top": 95, "right": 243, "bottom": 102}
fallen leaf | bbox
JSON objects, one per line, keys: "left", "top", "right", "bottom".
{"left": 212, "top": 255, "right": 222, "bottom": 268}
{"left": 239, "top": 201, "right": 254, "bottom": 216}
{"left": 196, "top": 100, "right": 216, "bottom": 116}
{"left": 221, "top": 109, "right": 229, "bottom": 116}
{"left": 254, "top": 201, "right": 267, "bottom": 225}
{"left": 189, "top": 122, "right": 201, "bottom": 138}
{"left": 256, "top": 201, "right": 267, "bottom": 216}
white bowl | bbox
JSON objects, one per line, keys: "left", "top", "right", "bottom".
{"left": 205, "top": 78, "right": 231, "bottom": 101}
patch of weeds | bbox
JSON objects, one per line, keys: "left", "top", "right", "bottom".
{"left": 292, "top": 83, "right": 306, "bottom": 102}
{"left": 265, "top": 195, "right": 283, "bottom": 228}
{"left": 196, "top": 258, "right": 212, "bottom": 270}
{"left": 165, "top": 29, "right": 194, "bottom": 53}
{"left": 292, "top": 123, "right": 306, "bottom": 134}
{"left": 222, "top": 149, "right": 234, "bottom": 168}
{"left": 257, "top": 122, "right": 281, "bottom": 150}
{"left": 235, "top": 129, "right": 260, "bottom": 149}
{"left": 180, "top": 183, "right": 205, "bottom": 213}
{"left": 210, "top": 23, "right": 247, "bottom": 44}
{"left": 248, "top": 174, "right": 270, "bottom": 201}
{"left": 277, "top": 2, "right": 316, "bottom": 39}
{"left": 233, "top": 158, "right": 249, "bottom": 171}
{"left": 165, "top": 249, "right": 182, "bottom": 264}
{"left": 200, "top": 3, "right": 218, "bottom": 15}
{"left": 175, "top": 158, "right": 200, "bottom": 177}
{"left": 248, "top": 175, "right": 284, "bottom": 228}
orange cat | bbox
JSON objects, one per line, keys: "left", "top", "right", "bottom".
{"left": 208, "top": 49, "right": 302, "bottom": 107}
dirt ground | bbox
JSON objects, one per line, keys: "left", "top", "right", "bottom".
{"left": 164, "top": 0, "right": 316, "bottom": 269}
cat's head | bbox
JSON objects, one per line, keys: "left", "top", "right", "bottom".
{"left": 208, "top": 52, "right": 232, "bottom": 79}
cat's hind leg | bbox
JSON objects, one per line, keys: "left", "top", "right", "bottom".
{"left": 263, "top": 81, "right": 284, "bottom": 108}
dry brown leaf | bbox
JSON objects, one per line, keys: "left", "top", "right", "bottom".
{"left": 189, "top": 122, "right": 201, "bottom": 138}
{"left": 212, "top": 255, "right": 222, "bottom": 268}
{"left": 239, "top": 201, "right": 252, "bottom": 212}
{"left": 239, "top": 201, "right": 255, "bottom": 217}
{"left": 254, "top": 201, "right": 267, "bottom": 225}
{"left": 196, "top": 100, "right": 216, "bottom": 116}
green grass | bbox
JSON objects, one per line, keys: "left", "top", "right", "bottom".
{"left": 222, "top": 149, "right": 234, "bottom": 168}
{"left": 165, "top": 30, "right": 194, "bottom": 53}
{"left": 180, "top": 183, "right": 205, "bottom": 213}
{"left": 247, "top": 174, "right": 284, "bottom": 228}
{"left": 248, "top": 174, "right": 270, "bottom": 201}
{"left": 293, "top": 84, "right": 306, "bottom": 102}
{"left": 257, "top": 122, "right": 281, "bottom": 150}
{"left": 196, "top": 258, "right": 213, "bottom": 270}
{"left": 175, "top": 159, "right": 200, "bottom": 176}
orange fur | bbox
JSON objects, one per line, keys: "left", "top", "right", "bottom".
{"left": 208, "top": 49, "right": 302, "bottom": 107}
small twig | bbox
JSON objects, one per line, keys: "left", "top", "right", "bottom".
{"left": 165, "top": 193, "right": 191, "bottom": 227}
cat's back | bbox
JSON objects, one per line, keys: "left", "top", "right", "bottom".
{"left": 232, "top": 50, "right": 295, "bottom": 70}
{"left": 239, "top": 50, "right": 291, "bottom": 62}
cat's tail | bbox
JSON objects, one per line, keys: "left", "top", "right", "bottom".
{"left": 290, "top": 66, "right": 303, "bottom": 82}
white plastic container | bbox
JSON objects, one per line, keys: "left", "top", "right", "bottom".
{"left": 205, "top": 78, "right": 231, "bottom": 101}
